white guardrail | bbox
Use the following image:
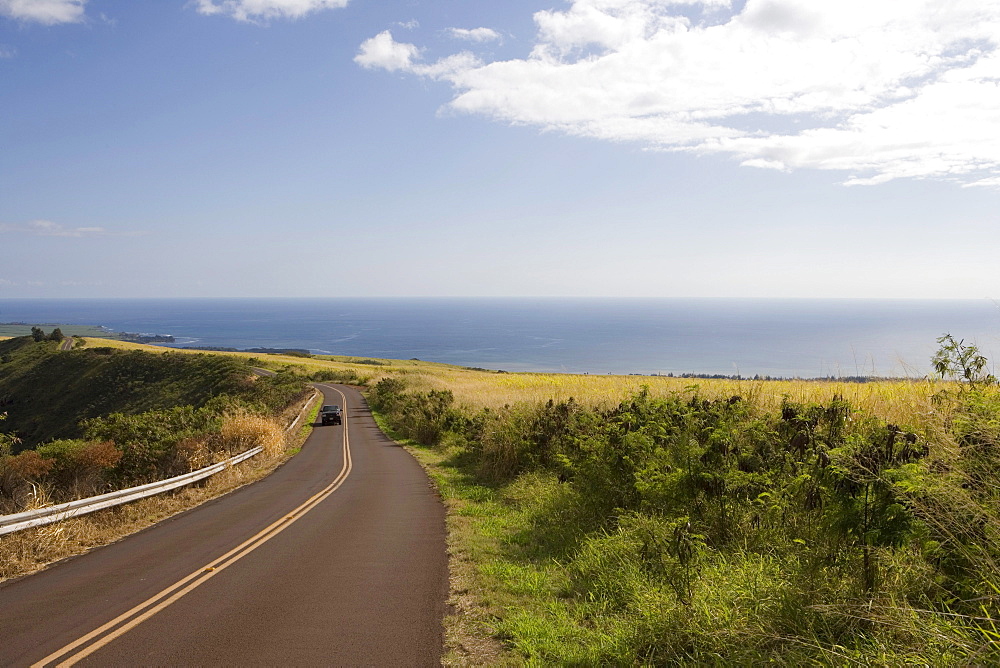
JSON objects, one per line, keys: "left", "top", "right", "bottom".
{"left": 0, "top": 389, "right": 321, "bottom": 537}
{"left": 0, "top": 446, "right": 263, "bottom": 536}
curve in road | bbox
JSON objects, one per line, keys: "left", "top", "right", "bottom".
{"left": 0, "top": 384, "right": 448, "bottom": 667}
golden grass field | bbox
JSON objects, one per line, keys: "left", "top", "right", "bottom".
{"left": 68, "top": 336, "right": 949, "bottom": 435}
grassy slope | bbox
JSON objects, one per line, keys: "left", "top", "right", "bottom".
{"left": 0, "top": 336, "right": 297, "bottom": 449}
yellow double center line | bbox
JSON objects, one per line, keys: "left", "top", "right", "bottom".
{"left": 33, "top": 386, "right": 352, "bottom": 668}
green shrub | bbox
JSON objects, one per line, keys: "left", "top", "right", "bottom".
{"left": 33, "top": 439, "right": 122, "bottom": 494}
{"left": 82, "top": 406, "right": 219, "bottom": 481}
{"left": 310, "top": 368, "right": 369, "bottom": 385}
{"left": 370, "top": 379, "right": 1000, "bottom": 663}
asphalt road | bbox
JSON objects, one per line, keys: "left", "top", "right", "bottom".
{"left": 0, "top": 385, "right": 448, "bottom": 666}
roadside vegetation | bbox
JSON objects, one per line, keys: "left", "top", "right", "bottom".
{"left": 365, "top": 335, "right": 1000, "bottom": 664}
{"left": 0, "top": 334, "right": 306, "bottom": 450}
{"left": 5, "top": 327, "right": 1000, "bottom": 663}
{"left": 0, "top": 332, "right": 316, "bottom": 581}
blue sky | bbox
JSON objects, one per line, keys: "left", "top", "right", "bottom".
{"left": 3, "top": 0, "right": 1000, "bottom": 299}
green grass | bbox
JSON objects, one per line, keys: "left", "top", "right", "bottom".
{"left": 371, "top": 376, "right": 1000, "bottom": 665}
{"left": 408, "top": 441, "right": 997, "bottom": 665}
{"left": 0, "top": 336, "right": 308, "bottom": 449}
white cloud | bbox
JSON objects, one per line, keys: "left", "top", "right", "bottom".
{"left": 193, "top": 0, "right": 348, "bottom": 23}
{"left": 965, "top": 176, "right": 1000, "bottom": 188}
{"left": 356, "top": 32, "right": 482, "bottom": 78}
{"left": 0, "top": 220, "right": 142, "bottom": 237}
{"left": 359, "top": 0, "right": 1000, "bottom": 186}
{"left": 355, "top": 30, "right": 421, "bottom": 71}
{"left": 31, "top": 220, "right": 105, "bottom": 237}
{"left": 448, "top": 27, "right": 502, "bottom": 43}
{"left": 0, "top": 0, "right": 85, "bottom": 24}
{"left": 0, "top": 44, "right": 15, "bottom": 58}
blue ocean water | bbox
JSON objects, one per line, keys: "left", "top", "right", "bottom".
{"left": 1, "top": 298, "right": 998, "bottom": 378}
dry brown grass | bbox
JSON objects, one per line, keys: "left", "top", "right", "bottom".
{"left": 431, "top": 371, "right": 940, "bottom": 418}
{"left": 97, "top": 337, "right": 948, "bottom": 451}
{"left": 21, "top": 335, "right": 949, "bottom": 415}
{"left": 217, "top": 411, "right": 286, "bottom": 458}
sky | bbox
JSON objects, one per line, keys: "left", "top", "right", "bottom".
{"left": 2, "top": 0, "right": 1000, "bottom": 299}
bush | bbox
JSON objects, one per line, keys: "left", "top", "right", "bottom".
{"left": 0, "top": 450, "right": 55, "bottom": 504}
{"left": 2, "top": 449, "right": 53, "bottom": 480}
{"left": 173, "top": 436, "right": 212, "bottom": 472}
{"left": 369, "top": 377, "right": 1000, "bottom": 662}
{"left": 82, "top": 406, "right": 220, "bottom": 482}
{"left": 366, "top": 377, "right": 407, "bottom": 412}
{"left": 310, "top": 368, "right": 369, "bottom": 385}
{"left": 33, "top": 439, "right": 122, "bottom": 496}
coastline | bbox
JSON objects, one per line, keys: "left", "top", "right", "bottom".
{"left": 0, "top": 298, "right": 996, "bottom": 378}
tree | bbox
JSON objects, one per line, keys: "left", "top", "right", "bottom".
{"left": 48, "top": 328, "right": 65, "bottom": 342}
{"left": 30, "top": 326, "right": 46, "bottom": 342}
{"left": 932, "top": 333, "right": 995, "bottom": 387}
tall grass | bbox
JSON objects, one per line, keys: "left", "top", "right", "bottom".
{"left": 217, "top": 410, "right": 286, "bottom": 457}
{"left": 370, "top": 370, "right": 1000, "bottom": 664}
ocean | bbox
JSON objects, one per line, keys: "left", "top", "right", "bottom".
{"left": 1, "top": 298, "right": 998, "bottom": 378}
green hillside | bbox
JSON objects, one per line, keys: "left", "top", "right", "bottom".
{"left": 0, "top": 335, "right": 306, "bottom": 450}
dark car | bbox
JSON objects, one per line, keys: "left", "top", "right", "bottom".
{"left": 320, "top": 404, "right": 342, "bottom": 426}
